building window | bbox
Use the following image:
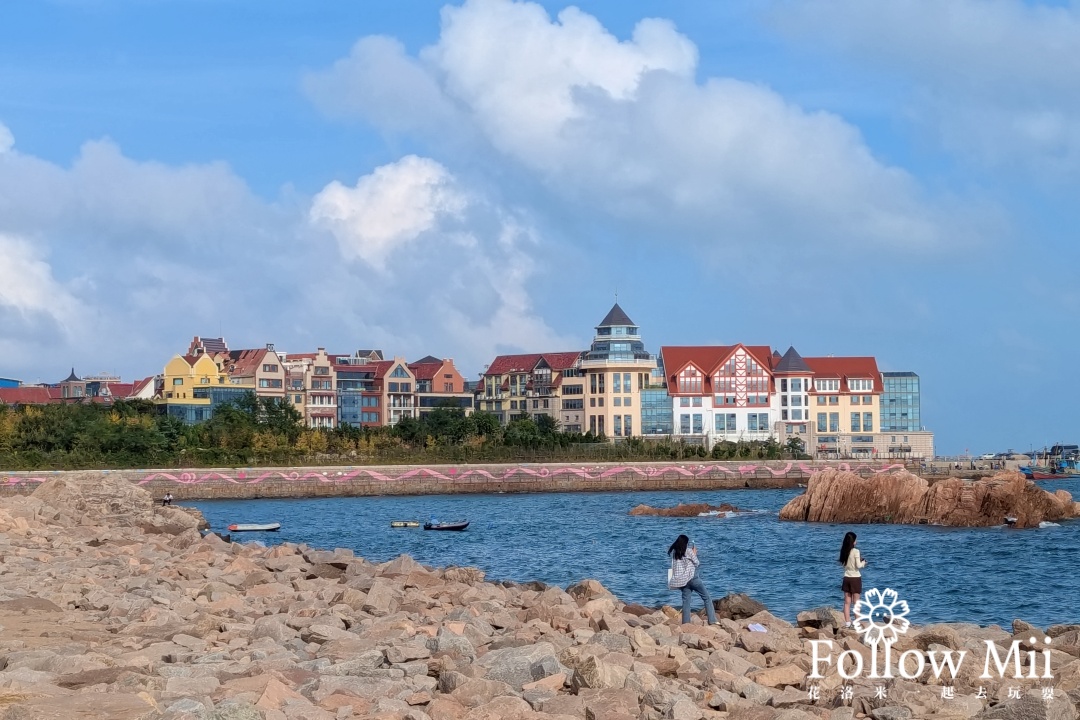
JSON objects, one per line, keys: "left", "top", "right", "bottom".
{"left": 680, "top": 414, "right": 691, "bottom": 434}
{"left": 791, "top": 379, "right": 802, "bottom": 392}
{"left": 781, "top": 379, "right": 788, "bottom": 392}
{"left": 815, "top": 379, "right": 840, "bottom": 392}
{"left": 613, "top": 373, "right": 621, "bottom": 393}
{"left": 848, "top": 378, "right": 873, "bottom": 392}
{"left": 199, "top": 378, "right": 209, "bottom": 385}
{"left": 613, "top": 416, "right": 622, "bottom": 436}
{"left": 782, "top": 410, "right": 788, "bottom": 420}
{"left": 792, "top": 409, "right": 803, "bottom": 420}
{"left": 563, "top": 384, "right": 584, "bottom": 395}
{"left": 817, "top": 413, "right": 827, "bottom": 433}
{"left": 862, "top": 396, "right": 873, "bottom": 404}
{"left": 388, "top": 382, "right": 399, "bottom": 393}
{"left": 851, "top": 413, "right": 861, "bottom": 432}
{"left": 510, "top": 400, "right": 518, "bottom": 410}
{"left": 563, "top": 399, "right": 584, "bottom": 410}
{"left": 678, "top": 367, "right": 703, "bottom": 394}
{"left": 817, "top": 396, "right": 826, "bottom": 405}
{"left": 680, "top": 397, "right": 690, "bottom": 407}
{"left": 173, "top": 378, "right": 184, "bottom": 386}
{"left": 532, "top": 400, "right": 538, "bottom": 409}
{"left": 623, "top": 397, "right": 631, "bottom": 407}
{"left": 852, "top": 396, "right": 860, "bottom": 405}
{"left": 791, "top": 395, "right": 802, "bottom": 407}
{"left": 748, "top": 413, "right": 769, "bottom": 432}
{"left": 314, "top": 366, "right": 329, "bottom": 375}
{"left": 692, "top": 414, "right": 703, "bottom": 434}
{"left": 692, "top": 397, "right": 702, "bottom": 407}
{"left": 829, "top": 396, "right": 839, "bottom": 405}
{"left": 624, "top": 415, "right": 632, "bottom": 436}
{"left": 262, "top": 364, "right": 279, "bottom": 373}
{"left": 829, "top": 413, "right": 839, "bottom": 432}
{"left": 614, "top": 397, "right": 621, "bottom": 407}
{"left": 863, "top": 413, "right": 874, "bottom": 432}
{"left": 715, "top": 413, "right": 736, "bottom": 433}
{"left": 598, "top": 398, "right": 604, "bottom": 407}
{"left": 390, "top": 366, "right": 409, "bottom": 378}
{"left": 623, "top": 373, "right": 631, "bottom": 390}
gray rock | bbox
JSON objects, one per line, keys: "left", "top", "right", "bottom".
{"left": 475, "top": 642, "right": 559, "bottom": 690}
{"left": 429, "top": 628, "right": 476, "bottom": 661}
{"left": 200, "top": 701, "right": 263, "bottom": 720}
{"left": 975, "top": 693, "right": 1078, "bottom": 720}
{"left": 871, "top": 708, "right": 914, "bottom": 720}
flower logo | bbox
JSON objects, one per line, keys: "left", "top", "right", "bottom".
{"left": 853, "top": 588, "right": 911, "bottom": 645}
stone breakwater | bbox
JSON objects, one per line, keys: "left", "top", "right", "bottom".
{"left": 0, "top": 460, "right": 911, "bottom": 501}
{"left": 0, "top": 478, "right": 1078, "bottom": 720}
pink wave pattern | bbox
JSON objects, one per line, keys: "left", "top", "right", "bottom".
{"left": 0, "top": 462, "right": 906, "bottom": 488}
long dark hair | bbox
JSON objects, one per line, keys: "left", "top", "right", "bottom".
{"left": 668, "top": 534, "right": 690, "bottom": 560}
{"left": 839, "top": 532, "right": 857, "bottom": 565}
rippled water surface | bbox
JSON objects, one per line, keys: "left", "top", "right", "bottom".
{"left": 191, "top": 480, "right": 1080, "bottom": 627}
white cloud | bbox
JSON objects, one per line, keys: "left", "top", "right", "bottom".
{"left": 310, "top": 155, "right": 467, "bottom": 270}
{"left": 308, "top": 155, "right": 574, "bottom": 365}
{"left": 0, "top": 233, "right": 78, "bottom": 324}
{"left": 306, "top": 0, "right": 968, "bottom": 253}
{"left": 772, "top": 0, "right": 1080, "bottom": 174}
{"left": 0, "top": 123, "right": 13, "bottom": 154}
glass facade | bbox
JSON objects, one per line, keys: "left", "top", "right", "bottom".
{"left": 641, "top": 388, "right": 673, "bottom": 435}
{"left": 881, "top": 372, "right": 921, "bottom": 432}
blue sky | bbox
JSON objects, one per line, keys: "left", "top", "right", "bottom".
{"left": 2, "top": 0, "right": 1080, "bottom": 455}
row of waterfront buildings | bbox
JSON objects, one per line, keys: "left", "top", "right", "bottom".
{"left": 0, "top": 303, "right": 931, "bottom": 458}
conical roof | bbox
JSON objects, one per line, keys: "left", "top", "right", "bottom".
{"left": 773, "top": 346, "right": 812, "bottom": 374}
{"left": 598, "top": 303, "right": 634, "bottom": 327}
{"left": 63, "top": 368, "right": 81, "bottom": 382}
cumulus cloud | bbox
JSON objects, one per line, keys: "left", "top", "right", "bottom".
{"left": 306, "top": 0, "right": 967, "bottom": 253}
{"left": 0, "top": 233, "right": 79, "bottom": 326}
{"left": 0, "top": 123, "right": 13, "bottom": 154}
{"left": 308, "top": 155, "right": 573, "bottom": 364}
{"left": 310, "top": 155, "right": 467, "bottom": 270}
{"left": 772, "top": 0, "right": 1080, "bottom": 174}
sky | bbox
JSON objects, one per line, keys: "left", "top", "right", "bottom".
{"left": 1, "top": 0, "right": 1079, "bottom": 455}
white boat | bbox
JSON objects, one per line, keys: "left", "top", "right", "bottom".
{"left": 228, "top": 523, "right": 281, "bottom": 532}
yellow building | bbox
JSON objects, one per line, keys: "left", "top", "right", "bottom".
{"left": 157, "top": 353, "right": 255, "bottom": 424}
{"left": 580, "top": 303, "right": 657, "bottom": 439}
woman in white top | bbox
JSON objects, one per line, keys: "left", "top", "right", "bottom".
{"left": 839, "top": 531, "right": 867, "bottom": 628}
{"left": 668, "top": 534, "right": 719, "bottom": 625}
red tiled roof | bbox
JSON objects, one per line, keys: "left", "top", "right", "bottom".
{"left": 804, "top": 357, "right": 883, "bottom": 392}
{"left": 408, "top": 364, "right": 441, "bottom": 381}
{"left": 130, "top": 376, "right": 154, "bottom": 396}
{"left": 484, "top": 351, "right": 582, "bottom": 376}
{"left": 103, "top": 382, "right": 135, "bottom": 399}
{"left": 0, "top": 387, "right": 55, "bottom": 405}
{"left": 660, "top": 345, "right": 777, "bottom": 394}
{"left": 227, "top": 348, "right": 272, "bottom": 377}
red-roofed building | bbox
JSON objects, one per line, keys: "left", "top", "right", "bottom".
{"left": 281, "top": 348, "right": 337, "bottom": 428}
{"left": 660, "top": 344, "right": 778, "bottom": 442}
{"left": 479, "top": 350, "right": 584, "bottom": 426}
{"left": 223, "top": 345, "right": 287, "bottom": 401}
{"left": 408, "top": 357, "right": 472, "bottom": 417}
{"left": 0, "top": 386, "right": 55, "bottom": 406}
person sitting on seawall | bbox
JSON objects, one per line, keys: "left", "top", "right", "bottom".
{"left": 667, "top": 534, "right": 719, "bottom": 626}
{"left": 161, "top": 492, "right": 173, "bottom": 506}
{"left": 839, "top": 531, "right": 867, "bottom": 628}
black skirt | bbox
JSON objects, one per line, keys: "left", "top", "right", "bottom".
{"left": 841, "top": 576, "right": 862, "bottom": 594}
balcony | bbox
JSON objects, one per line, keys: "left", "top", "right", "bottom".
{"left": 579, "top": 355, "right": 657, "bottom": 369}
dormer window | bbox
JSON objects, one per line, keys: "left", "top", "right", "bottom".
{"left": 678, "top": 367, "right": 702, "bottom": 394}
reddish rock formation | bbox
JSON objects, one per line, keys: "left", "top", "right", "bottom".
{"left": 779, "top": 469, "right": 1078, "bottom": 528}
{"left": 628, "top": 502, "right": 742, "bottom": 517}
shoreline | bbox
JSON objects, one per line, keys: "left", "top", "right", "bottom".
{"left": 0, "top": 475, "right": 1076, "bottom": 719}
{"left": 0, "top": 459, "right": 925, "bottom": 500}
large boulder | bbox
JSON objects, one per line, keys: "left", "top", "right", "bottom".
{"left": 32, "top": 473, "right": 154, "bottom": 523}
{"left": 779, "top": 469, "right": 1077, "bottom": 528}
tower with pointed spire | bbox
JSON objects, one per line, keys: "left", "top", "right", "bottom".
{"left": 579, "top": 303, "right": 657, "bottom": 439}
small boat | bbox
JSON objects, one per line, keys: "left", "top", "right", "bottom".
{"left": 423, "top": 520, "right": 469, "bottom": 531}
{"left": 390, "top": 520, "right": 420, "bottom": 528}
{"left": 228, "top": 523, "right": 281, "bottom": 532}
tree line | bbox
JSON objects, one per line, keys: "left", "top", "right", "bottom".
{"left": 0, "top": 393, "right": 805, "bottom": 470}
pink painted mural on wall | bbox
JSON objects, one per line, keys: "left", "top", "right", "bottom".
{"left": 1, "top": 462, "right": 908, "bottom": 488}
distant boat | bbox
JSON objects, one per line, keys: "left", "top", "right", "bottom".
{"left": 423, "top": 520, "right": 469, "bottom": 531}
{"left": 390, "top": 520, "right": 420, "bottom": 528}
{"left": 228, "top": 523, "right": 281, "bottom": 532}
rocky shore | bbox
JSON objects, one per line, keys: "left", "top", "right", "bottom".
{"left": 0, "top": 477, "right": 1077, "bottom": 719}
{"left": 779, "top": 469, "right": 1080, "bottom": 529}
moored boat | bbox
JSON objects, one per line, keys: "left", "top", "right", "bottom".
{"left": 228, "top": 523, "right": 281, "bottom": 532}
{"left": 423, "top": 520, "right": 469, "bottom": 531}
{"left": 390, "top": 520, "right": 420, "bottom": 528}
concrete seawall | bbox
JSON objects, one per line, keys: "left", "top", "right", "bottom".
{"left": 0, "top": 459, "right": 912, "bottom": 500}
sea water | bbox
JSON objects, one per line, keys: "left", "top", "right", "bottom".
{"left": 191, "top": 480, "right": 1080, "bottom": 627}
